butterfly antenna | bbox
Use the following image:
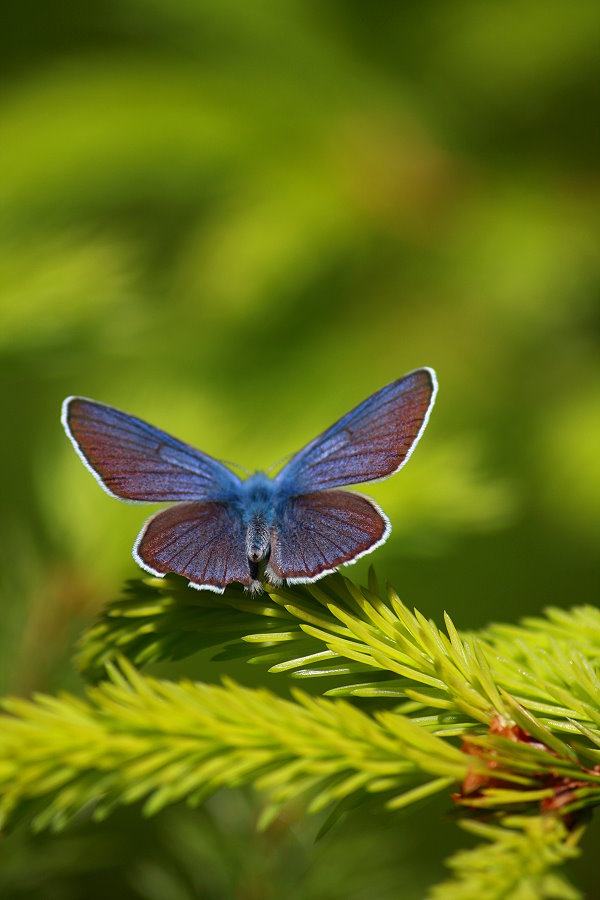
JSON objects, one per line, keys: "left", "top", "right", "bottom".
{"left": 221, "top": 459, "right": 251, "bottom": 477}
{"left": 266, "top": 452, "right": 294, "bottom": 475}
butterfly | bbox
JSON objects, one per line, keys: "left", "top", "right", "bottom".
{"left": 62, "top": 368, "right": 437, "bottom": 593}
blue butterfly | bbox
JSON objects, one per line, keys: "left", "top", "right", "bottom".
{"left": 62, "top": 368, "right": 437, "bottom": 593}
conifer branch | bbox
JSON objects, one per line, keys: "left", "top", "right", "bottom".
{"left": 0, "top": 658, "right": 475, "bottom": 833}
{"left": 431, "top": 816, "right": 583, "bottom": 900}
{"left": 8, "top": 571, "right": 599, "bottom": 898}
{"left": 77, "top": 573, "right": 600, "bottom": 747}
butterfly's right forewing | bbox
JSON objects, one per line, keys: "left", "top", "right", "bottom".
{"left": 269, "top": 368, "right": 437, "bottom": 584}
{"left": 275, "top": 368, "right": 437, "bottom": 495}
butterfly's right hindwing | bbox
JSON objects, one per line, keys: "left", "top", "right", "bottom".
{"left": 268, "top": 490, "right": 390, "bottom": 583}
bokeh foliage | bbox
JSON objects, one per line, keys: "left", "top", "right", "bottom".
{"left": 1, "top": 0, "right": 599, "bottom": 896}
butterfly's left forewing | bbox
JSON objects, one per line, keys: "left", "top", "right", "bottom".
{"left": 63, "top": 397, "right": 240, "bottom": 502}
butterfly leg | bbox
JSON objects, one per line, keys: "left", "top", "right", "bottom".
{"left": 263, "top": 528, "right": 283, "bottom": 585}
{"left": 265, "top": 567, "right": 283, "bottom": 586}
{"left": 247, "top": 557, "right": 263, "bottom": 593}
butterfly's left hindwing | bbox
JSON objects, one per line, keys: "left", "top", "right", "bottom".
{"left": 268, "top": 490, "right": 390, "bottom": 583}
{"left": 134, "top": 501, "right": 251, "bottom": 592}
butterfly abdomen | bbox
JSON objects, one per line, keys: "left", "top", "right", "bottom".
{"left": 245, "top": 514, "right": 271, "bottom": 563}
{"left": 240, "top": 472, "right": 277, "bottom": 564}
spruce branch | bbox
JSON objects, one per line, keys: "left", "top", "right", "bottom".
{"left": 77, "top": 573, "right": 600, "bottom": 747}
{"left": 0, "top": 658, "right": 475, "bottom": 834}
{"left": 75, "top": 576, "right": 293, "bottom": 679}
{"left": 431, "top": 816, "right": 583, "bottom": 900}
{"left": 0, "top": 658, "right": 591, "bottom": 900}
{"left": 4, "top": 568, "right": 600, "bottom": 897}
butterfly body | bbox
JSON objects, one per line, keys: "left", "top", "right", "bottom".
{"left": 237, "top": 472, "right": 277, "bottom": 568}
{"left": 62, "top": 368, "right": 437, "bottom": 593}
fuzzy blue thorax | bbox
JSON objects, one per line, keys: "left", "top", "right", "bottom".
{"left": 239, "top": 472, "right": 277, "bottom": 563}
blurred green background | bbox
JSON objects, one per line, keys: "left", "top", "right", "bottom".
{"left": 1, "top": 1, "right": 599, "bottom": 896}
